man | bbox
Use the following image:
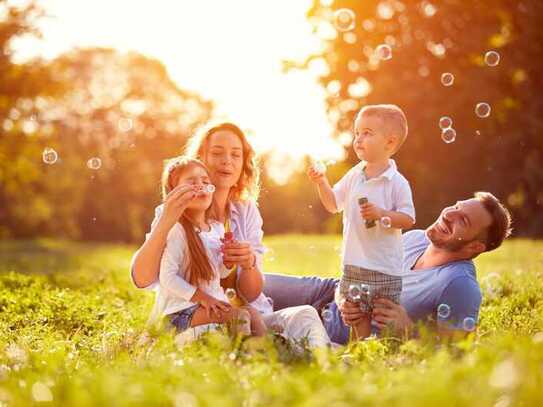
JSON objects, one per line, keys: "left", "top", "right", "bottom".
{"left": 263, "top": 192, "right": 512, "bottom": 343}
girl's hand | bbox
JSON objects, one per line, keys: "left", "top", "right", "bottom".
{"left": 191, "top": 288, "right": 231, "bottom": 318}
{"left": 222, "top": 241, "right": 256, "bottom": 271}
{"left": 360, "top": 202, "right": 383, "bottom": 221}
{"left": 161, "top": 185, "right": 197, "bottom": 227}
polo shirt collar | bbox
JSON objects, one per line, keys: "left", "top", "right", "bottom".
{"left": 361, "top": 159, "right": 398, "bottom": 181}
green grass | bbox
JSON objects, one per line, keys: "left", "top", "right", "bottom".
{"left": 0, "top": 236, "right": 542, "bottom": 406}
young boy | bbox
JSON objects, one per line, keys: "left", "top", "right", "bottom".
{"left": 308, "top": 104, "right": 415, "bottom": 340}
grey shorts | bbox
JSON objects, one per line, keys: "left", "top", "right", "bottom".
{"left": 167, "top": 304, "right": 200, "bottom": 332}
{"left": 336, "top": 265, "right": 402, "bottom": 313}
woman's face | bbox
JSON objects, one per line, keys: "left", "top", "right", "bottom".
{"left": 173, "top": 164, "right": 213, "bottom": 212}
{"left": 203, "top": 130, "right": 244, "bottom": 191}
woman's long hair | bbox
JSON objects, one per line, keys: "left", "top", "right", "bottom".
{"left": 184, "top": 122, "right": 260, "bottom": 202}
{"left": 161, "top": 156, "right": 214, "bottom": 286}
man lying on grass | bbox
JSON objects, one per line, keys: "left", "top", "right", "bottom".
{"left": 263, "top": 192, "right": 512, "bottom": 343}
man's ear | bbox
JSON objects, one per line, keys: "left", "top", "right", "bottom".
{"left": 466, "top": 240, "right": 486, "bottom": 257}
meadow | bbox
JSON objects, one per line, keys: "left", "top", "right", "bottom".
{"left": 0, "top": 236, "right": 542, "bottom": 406}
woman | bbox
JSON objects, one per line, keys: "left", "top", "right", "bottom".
{"left": 131, "top": 122, "right": 330, "bottom": 348}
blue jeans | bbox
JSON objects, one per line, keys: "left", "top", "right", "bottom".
{"left": 263, "top": 273, "right": 350, "bottom": 344}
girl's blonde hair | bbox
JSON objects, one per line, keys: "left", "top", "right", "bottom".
{"left": 161, "top": 156, "right": 214, "bottom": 286}
{"left": 184, "top": 122, "right": 260, "bottom": 202}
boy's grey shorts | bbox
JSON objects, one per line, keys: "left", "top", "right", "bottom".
{"left": 336, "top": 265, "right": 402, "bottom": 313}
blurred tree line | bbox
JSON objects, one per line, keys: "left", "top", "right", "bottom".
{"left": 283, "top": 0, "right": 543, "bottom": 236}
{"left": 1, "top": 0, "right": 542, "bottom": 242}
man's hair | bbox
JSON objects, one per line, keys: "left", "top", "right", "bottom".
{"left": 474, "top": 192, "right": 513, "bottom": 252}
{"left": 357, "top": 104, "right": 408, "bottom": 154}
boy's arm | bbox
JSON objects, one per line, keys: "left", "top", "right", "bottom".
{"left": 307, "top": 167, "right": 339, "bottom": 213}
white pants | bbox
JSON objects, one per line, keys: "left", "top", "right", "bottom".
{"left": 261, "top": 305, "right": 331, "bottom": 349}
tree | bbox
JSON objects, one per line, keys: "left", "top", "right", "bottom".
{"left": 290, "top": 0, "right": 543, "bottom": 235}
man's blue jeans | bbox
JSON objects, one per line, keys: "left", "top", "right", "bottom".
{"left": 263, "top": 273, "right": 350, "bottom": 344}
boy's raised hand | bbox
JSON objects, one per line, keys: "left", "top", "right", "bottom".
{"left": 307, "top": 166, "right": 327, "bottom": 184}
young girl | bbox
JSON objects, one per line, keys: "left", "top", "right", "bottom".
{"left": 150, "top": 156, "right": 266, "bottom": 338}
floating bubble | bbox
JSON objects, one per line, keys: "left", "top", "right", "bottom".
{"left": 441, "top": 128, "right": 456, "bottom": 144}
{"left": 441, "top": 72, "right": 454, "bottom": 86}
{"left": 312, "top": 161, "right": 326, "bottom": 174}
{"left": 333, "top": 8, "right": 356, "bottom": 32}
{"left": 118, "top": 117, "right": 133, "bottom": 132}
{"left": 437, "top": 303, "right": 451, "bottom": 319}
{"left": 87, "top": 157, "right": 102, "bottom": 170}
{"left": 32, "top": 382, "right": 53, "bottom": 402}
{"left": 484, "top": 50, "right": 500, "bottom": 67}
{"left": 42, "top": 148, "right": 58, "bottom": 165}
{"left": 439, "top": 116, "right": 453, "bottom": 130}
{"left": 380, "top": 216, "right": 392, "bottom": 228}
{"left": 475, "top": 102, "right": 491, "bottom": 118}
{"left": 321, "top": 308, "right": 333, "bottom": 322}
{"left": 360, "top": 284, "right": 371, "bottom": 297}
{"left": 348, "top": 284, "right": 362, "bottom": 301}
{"left": 225, "top": 288, "right": 236, "bottom": 301}
{"left": 463, "top": 317, "right": 476, "bottom": 331}
{"left": 376, "top": 44, "right": 392, "bottom": 61}
{"left": 204, "top": 184, "right": 216, "bottom": 194}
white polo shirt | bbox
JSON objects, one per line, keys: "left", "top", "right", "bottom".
{"left": 333, "top": 159, "right": 415, "bottom": 276}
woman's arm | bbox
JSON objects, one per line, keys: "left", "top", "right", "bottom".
{"left": 131, "top": 185, "right": 197, "bottom": 288}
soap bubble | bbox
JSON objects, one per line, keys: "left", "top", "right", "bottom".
{"left": 360, "top": 284, "right": 371, "bottom": 297}
{"left": 348, "top": 284, "right": 362, "bottom": 301}
{"left": 475, "top": 102, "right": 491, "bottom": 118}
{"left": 484, "top": 50, "right": 500, "bottom": 67}
{"left": 463, "top": 317, "right": 476, "bottom": 332}
{"left": 441, "top": 128, "right": 456, "bottom": 144}
{"left": 333, "top": 8, "right": 356, "bottom": 32}
{"left": 321, "top": 308, "right": 333, "bottom": 322}
{"left": 439, "top": 116, "right": 453, "bottom": 130}
{"left": 87, "top": 157, "right": 102, "bottom": 170}
{"left": 118, "top": 117, "right": 133, "bottom": 132}
{"left": 204, "top": 184, "right": 216, "bottom": 193}
{"left": 42, "top": 148, "right": 58, "bottom": 165}
{"left": 441, "top": 72, "right": 454, "bottom": 86}
{"left": 312, "top": 161, "right": 326, "bottom": 174}
{"left": 437, "top": 303, "right": 451, "bottom": 319}
{"left": 225, "top": 288, "right": 236, "bottom": 301}
{"left": 376, "top": 44, "right": 392, "bottom": 60}
{"left": 380, "top": 216, "right": 392, "bottom": 228}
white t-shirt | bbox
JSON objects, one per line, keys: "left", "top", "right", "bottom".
{"left": 333, "top": 159, "right": 415, "bottom": 276}
{"left": 156, "top": 221, "right": 230, "bottom": 317}
{"left": 135, "top": 199, "right": 273, "bottom": 316}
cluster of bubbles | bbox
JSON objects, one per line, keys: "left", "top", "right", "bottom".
{"left": 437, "top": 303, "right": 477, "bottom": 332}
{"left": 42, "top": 148, "right": 105, "bottom": 171}
{"left": 437, "top": 50, "right": 498, "bottom": 143}
{"left": 348, "top": 283, "right": 371, "bottom": 302}
{"left": 438, "top": 116, "right": 456, "bottom": 144}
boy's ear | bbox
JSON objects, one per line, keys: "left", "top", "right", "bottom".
{"left": 387, "top": 134, "right": 398, "bottom": 151}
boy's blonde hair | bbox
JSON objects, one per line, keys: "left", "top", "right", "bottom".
{"left": 356, "top": 104, "right": 408, "bottom": 154}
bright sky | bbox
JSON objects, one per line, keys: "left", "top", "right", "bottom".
{"left": 13, "top": 0, "right": 345, "bottom": 181}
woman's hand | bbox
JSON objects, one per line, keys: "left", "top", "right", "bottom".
{"left": 191, "top": 288, "right": 231, "bottom": 318}
{"left": 160, "top": 185, "right": 197, "bottom": 227}
{"left": 222, "top": 240, "right": 256, "bottom": 271}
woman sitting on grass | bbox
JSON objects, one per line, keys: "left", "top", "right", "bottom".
{"left": 150, "top": 155, "right": 266, "bottom": 338}
{"left": 133, "top": 122, "right": 330, "bottom": 349}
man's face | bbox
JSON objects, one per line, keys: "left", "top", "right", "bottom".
{"left": 426, "top": 198, "right": 492, "bottom": 252}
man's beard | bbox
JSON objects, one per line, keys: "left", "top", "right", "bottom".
{"left": 426, "top": 225, "right": 468, "bottom": 252}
